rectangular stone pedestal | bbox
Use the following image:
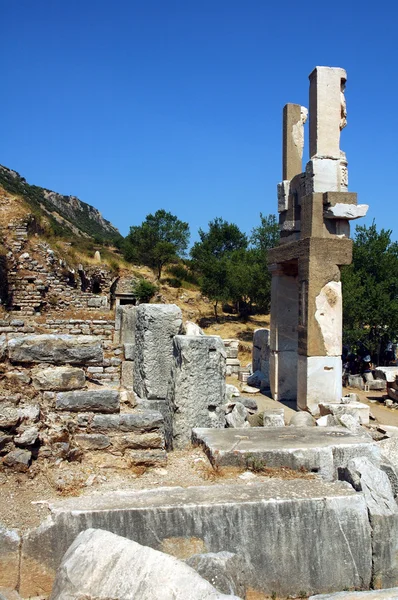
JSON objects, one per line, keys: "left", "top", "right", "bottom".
{"left": 297, "top": 355, "right": 342, "bottom": 412}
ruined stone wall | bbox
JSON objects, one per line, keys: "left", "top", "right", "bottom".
{"left": 2, "top": 219, "right": 114, "bottom": 315}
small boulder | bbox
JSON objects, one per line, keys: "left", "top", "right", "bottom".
{"left": 184, "top": 321, "right": 205, "bottom": 336}
{"left": 3, "top": 449, "right": 31, "bottom": 471}
{"left": 225, "top": 403, "right": 249, "bottom": 428}
{"left": 225, "top": 384, "right": 240, "bottom": 403}
{"left": 14, "top": 426, "right": 39, "bottom": 447}
{"left": 32, "top": 366, "right": 86, "bottom": 391}
{"left": 290, "top": 412, "right": 316, "bottom": 427}
{"left": 50, "top": 529, "right": 241, "bottom": 600}
{"left": 263, "top": 409, "right": 284, "bottom": 428}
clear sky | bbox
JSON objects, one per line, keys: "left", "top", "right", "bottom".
{"left": 2, "top": 0, "right": 397, "bottom": 244}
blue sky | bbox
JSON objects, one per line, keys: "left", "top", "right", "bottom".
{"left": 1, "top": 0, "right": 397, "bottom": 244}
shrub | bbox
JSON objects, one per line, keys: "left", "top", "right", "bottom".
{"left": 133, "top": 279, "right": 158, "bottom": 303}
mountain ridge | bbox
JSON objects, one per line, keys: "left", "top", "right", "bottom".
{"left": 0, "top": 165, "right": 122, "bottom": 244}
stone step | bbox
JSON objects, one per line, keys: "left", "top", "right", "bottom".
{"left": 192, "top": 426, "right": 380, "bottom": 480}
{"left": 20, "top": 480, "right": 371, "bottom": 598}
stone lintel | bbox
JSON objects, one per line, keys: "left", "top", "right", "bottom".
{"left": 268, "top": 237, "right": 353, "bottom": 267}
{"left": 323, "top": 191, "right": 357, "bottom": 206}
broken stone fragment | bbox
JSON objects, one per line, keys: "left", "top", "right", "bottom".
{"left": 8, "top": 334, "right": 103, "bottom": 364}
{"left": 184, "top": 321, "right": 205, "bottom": 335}
{"left": 324, "top": 203, "right": 369, "bottom": 220}
{"left": 3, "top": 448, "right": 31, "bottom": 471}
{"left": 263, "top": 409, "right": 285, "bottom": 428}
{"left": 50, "top": 529, "right": 240, "bottom": 600}
{"left": 14, "top": 426, "right": 39, "bottom": 447}
{"left": 225, "top": 403, "right": 249, "bottom": 428}
{"left": 0, "top": 335, "right": 6, "bottom": 361}
{"left": 0, "top": 406, "right": 20, "bottom": 430}
{"left": 32, "top": 366, "right": 86, "bottom": 391}
{"left": 290, "top": 412, "right": 316, "bottom": 427}
{"left": 185, "top": 551, "right": 248, "bottom": 597}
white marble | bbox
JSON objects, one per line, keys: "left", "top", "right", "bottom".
{"left": 297, "top": 355, "right": 342, "bottom": 411}
{"left": 315, "top": 281, "right": 342, "bottom": 356}
{"left": 324, "top": 203, "right": 369, "bottom": 220}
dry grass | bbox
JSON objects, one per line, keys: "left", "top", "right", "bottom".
{"left": 0, "top": 185, "right": 30, "bottom": 226}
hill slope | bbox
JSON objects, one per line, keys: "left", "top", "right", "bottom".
{"left": 0, "top": 165, "right": 122, "bottom": 244}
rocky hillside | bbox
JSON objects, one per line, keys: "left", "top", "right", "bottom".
{"left": 0, "top": 165, "right": 122, "bottom": 244}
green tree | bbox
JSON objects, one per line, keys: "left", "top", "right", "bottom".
{"left": 341, "top": 221, "right": 398, "bottom": 360}
{"left": 190, "top": 218, "right": 247, "bottom": 319}
{"left": 124, "top": 210, "right": 190, "bottom": 279}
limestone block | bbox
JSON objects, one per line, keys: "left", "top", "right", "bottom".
{"left": 3, "top": 448, "right": 31, "bottom": 471}
{"left": 185, "top": 551, "right": 247, "bottom": 598}
{"left": 225, "top": 384, "right": 240, "bottom": 402}
{"left": 123, "top": 343, "right": 134, "bottom": 361}
{"left": 56, "top": 390, "right": 120, "bottom": 413}
{"left": 263, "top": 409, "right": 285, "bottom": 428}
{"left": 90, "top": 411, "right": 163, "bottom": 432}
{"left": 8, "top": 335, "right": 103, "bottom": 364}
{"left": 134, "top": 304, "right": 182, "bottom": 399}
{"left": 168, "top": 335, "right": 226, "bottom": 449}
{"left": 252, "top": 328, "right": 270, "bottom": 373}
{"left": 121, "top": 361, "right": 134, "bottom": 389}
{"left": 324, "top": 203, "right": 368, "bottom": 220}
{"left": 223, "top": 339, "right": 239, "bottom": 359}
{"left": 305, "top": 157, "right": 340, "bottom": 194}
{"left": 297, "top": 355, "right": 342, "bottom": 412}
{"left": 348, "top": 374, "right": 364, "bottom": 390}
{"left": 50, "top": 529, "right": 240, "bottom": 600}
{"left": 120, "top": 305, "right": 137, "bottom": 345}
{"left": 0, "top": 526, "right": 20, "bottom": 588}
{"left": 289, "top": 412, "right": 316, "bottom": 427}
{"left": 74, "top": 434, "right": 111, "bottom": 450}
{"left": 184, "top": 321, "right": 205, "bottom": 335}
{"left": 319, "top": 401, "right": 370, "bottom": 425}
{"left": 32, "top": 366, "right": 86, "bottom": 391}
{"left": 339, "top": 457, "right": 398, "bottom": 588}
{"left": 87, "top": 296, "right": 107, "bottom": 308}
{"left": 225, "top": 403, "right": 249, "bottom": 429}
{"left": 20, "top": 480, "right": 372, "bottom": 597}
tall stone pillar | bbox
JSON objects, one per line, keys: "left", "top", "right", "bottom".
{"left": 269, "top": 264, "right": 298, "bottom": 401}
{"left": 268, "top": 66, "right": 368, "bottom": 413}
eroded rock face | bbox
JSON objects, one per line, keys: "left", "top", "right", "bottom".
{"left": 50, "top": 529, "right": 241, "bottom": 600}
{"left": 8, "top": 335, "right": 103, "bottom": 364}
{"left": 134, "top": 304, "right": 182, "bottom": 399}
{"left": 32, "top": 367, "right": 86, "bottom": 391}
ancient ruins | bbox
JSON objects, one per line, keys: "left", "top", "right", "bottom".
{"left": 268, "top": 66, "right": 368, "bottom": 412}
{"left": 2, "top": 66, "right": 398, "bottom": 600}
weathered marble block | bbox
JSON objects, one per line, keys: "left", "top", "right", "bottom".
{"left": 8, "top": 334, "right": 103, "bottom": 364}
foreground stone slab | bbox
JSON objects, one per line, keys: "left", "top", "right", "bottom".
{"left": 167, "top": 335, "right": 226, "bottom": 449}
{"left": 20, "top": 480, "right": 371, "bottom": 597}
{"left": 56, "top": 390, "right": 120, "bottom": 413}
{"left": 0, "top": 526, "right": 20, "bottom": 588}
{"left": 192, "top": 427, "right": 379, "bottom": 479}
{"left": 310, "top": 589, "right": 398, "bottom": 599}
{"left": 134, "top": 304, "right": 182, "bottom": 399}
{"left": 8, "top": 335, "right": 103, "bottom": 364}
{"left": 50, "top": 529, "right": 239, "bottom": 600}
{"left": 32, "top": 367, "right": 85, "bottom": 391}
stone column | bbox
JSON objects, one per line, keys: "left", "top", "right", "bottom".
{"left": 269, "top": 264, "right": 299, "bottom": 401}
{"left": 167, "top": 335, "right": 226, "bottom": 449}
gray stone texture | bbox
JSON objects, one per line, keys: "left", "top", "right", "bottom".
{"left": 50, "top": 529, "right": 241, "bottom": 600}
{"left": 339, "top": 457, "right": 398, "bottom": 589}
{"left": 90, "top": 411, "right": 163, "bottom": 432}
{"left": 121, "top": 361, "right": 134, "bottom": 389}
{"left": 167, "top": 335, "right": 226, "bottom": 449}
{"left": 120, "top": 305, "right": 137, "bottom": 345}
{"left": 8, "top": 335, "right": 103, "bottom": 364}
{"left": 225, "top": 403, "right": 249, "bottom": 429}
{"left": 134, "top": 304, "right": 182, "bottom": 399}
{"left": 56, "top": 390, "right": 120, "bottom": 413}
{"left": 185, "top": 551, "right": 248, "bottom": 597}
{"left": 0, "top": 526, "right": 20, "bottom": 588}
{"left": 289, "top": 411, "right": 316, "bottom": 427}
{"left": 123, "top": 343, "right": 134, "bottom": 361}
{"left": 20, "top": 481, "right": 372, "bottom": 597}
{"left": 3, "top": 449, "right": 31, "bottom": 471}
{"left": 32, "top": 366, "right": 86, "bottom": 391}
{"left": 192, "top": 427, "right": 380, "bottom": 480}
